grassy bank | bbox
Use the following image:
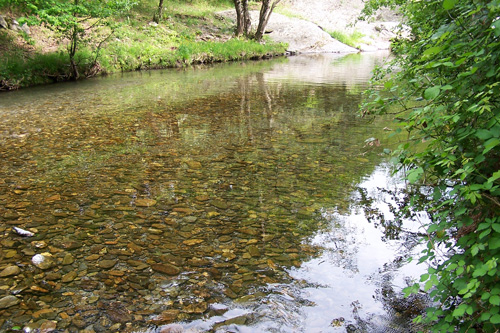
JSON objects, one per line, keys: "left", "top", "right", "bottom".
{"left": 0, "top": 0, "right": 287, "bottom": 91}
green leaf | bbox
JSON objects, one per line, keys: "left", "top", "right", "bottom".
{"left": 488, "top": 170, "right": 500, "bottom": 183}
{"left": 489, "top": 236, "right": 500, "bottom": 250}
{"left": 407, "top": 167, "right": 424, "bottom": 183}
{"left": 479, "top": 229, "right": 491, "bottom": 239}
{"left": 483, "top": 138, "right": 500, "bottom": 154}
{"left": 492, "top": 313, "right": 500, "bottom": 324}
{"left": 443, "top": 0, "right": 458, "bottom": 10}
{"left": 490, "top": 295, "right": 500, "bottom": 306}
{"left": 424, "top": 86, "right": 441, "bottom": 100}
{"left": 480, "top": 312, "right": 491, "bottom": 321}
{"left": 475, "top": 129, "right": 493, "bottom": 140}
{"left": 452, "top": 304, "right": 467, "bottom": 317}
{"left": 423, "top": 46, "right": 443, "bottom": 56}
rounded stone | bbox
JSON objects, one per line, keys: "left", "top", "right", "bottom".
{"left": 0, "top": 295, "right": 20, "bottom": 309}
{"left": 0, "top": 265, "right": 21, "bottom": 277}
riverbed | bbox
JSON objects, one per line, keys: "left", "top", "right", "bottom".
{"left": 0, "top": 52, "right": 426, "bottom": 332}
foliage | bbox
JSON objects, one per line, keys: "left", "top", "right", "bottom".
{"left": 361, "top": 0, "right": 500, "bottom": 331}
{"left": 1, "top": 0, "right": 136, "bottom": 78}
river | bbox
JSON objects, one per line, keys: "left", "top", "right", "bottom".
{"left": 0, "top": 52, "right": 426, "bottom": 332}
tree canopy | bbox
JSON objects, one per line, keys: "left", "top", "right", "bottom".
{"left": 362, "top": 0, "right": 500, "bottom": 331}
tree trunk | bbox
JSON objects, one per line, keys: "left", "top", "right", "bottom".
{"left": 153, "top": 0, "right": 165, "bottom": 23}
{"left": 234, "top": 0, "right": 244, "bottom": 36}
{"left": 255, "top": 0, "right": 281, "bottom": 41}
{"left": 69, "top": 25, "right": 79, "bottom": 80}
{"left": 242, "top": 0, "right": 251, "bottom": 35}
{"left": 234, "top": 0, "right": 250, "bottom": 36}
{"left": 69, "top": 0, "right": 79, "bottom": 80}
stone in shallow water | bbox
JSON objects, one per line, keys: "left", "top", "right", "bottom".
{"left": 135, "top": 198, "right": 157, "bottom": 207}
{"left": 106, "top": 305, "right": 132, "bottom": 323}
{"left": 0, "top": 265, "right": 21, "bottom": 277}
{"left": 183, "top": 301, "right": 207, "bottom": 314}
{"left": 98, "top": 259, "right": 117, "bottom": 269}
{"left": 62, "top": 253, "right": 75, "bottom": 265}
{"left": 0, "top": 295, "right": 20, "bottom": 309}
{"left": 184, "top": 160, "right": 202, "bottom": 169}
{"left": 61, "top": 271, "right": 78, "bottom": 283}
{"left": 247, "top": 245, "right": 261, "bottom": 257}
{"left": 32, "top": 253, "right": 55, "bottom": 270}
{"left": 209, "top": 303, "right": 228, "bottom": 315}
{"left": 183, "top": 216, "right": 198, "bottom": 223}
{"left": 211, "top": 199, "right": 228, "bottom": 209}
{"left": 182, "top": 239, "right": 204, "bottom": 246}
{"left": 151, "top": 263, "right": 180, "bottom": 276}
{"left": 39, "top": 320, "right": 57, "bottom": 332}
{"left": 195, "top": 195, "right": 210, "bottom": 202}
{"left": 151, "top": 309, "right": 180, "bottom": 325}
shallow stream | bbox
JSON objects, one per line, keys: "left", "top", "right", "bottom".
{"left": 0, "top": 53, "right": 426, "bottom": 332}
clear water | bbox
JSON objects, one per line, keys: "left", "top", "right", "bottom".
{"left": 0, "top": 52, "right": 426, "bottom": 332}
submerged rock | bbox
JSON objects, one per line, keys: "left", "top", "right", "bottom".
{"left": 32, "top": 253, "right": 55, "bottom": 270}
{"left": 151, "top": 263, "right": 180, "bottom": 276}
{"left": 12, "top": 226, "right": 34, "bottom": 237}
{"left": 0, "top": 265, "right": 21, "bottom": 277}
{"left": 0, "top": 295, "right": 20, "bottom": 309}
{"left": 135, "top": 198, "right": 157, "bottom": 207}
{"left": 151, "top": 310, "right": 180, "bottom": 325}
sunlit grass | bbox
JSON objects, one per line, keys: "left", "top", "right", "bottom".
{"left": 328, "top": 30, "right": 365, "bottom": 49}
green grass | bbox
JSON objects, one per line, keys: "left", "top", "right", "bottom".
{"left": 328, "top": 30, "right": 365, "bottom": 49}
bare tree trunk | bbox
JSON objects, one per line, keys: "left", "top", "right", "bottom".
{"left": 242, "top": 0, "right": 251, "bottom": 35}
{"left": 69, "top": 0, "right": 79, "bottom": 80}
{"left": 153, "top": 0, "right": 165, "bottom": 23}
{"left": 234, "top": 0, "right": 251, "bottom": 36}
{"left": 234, "top": 0, "right": 244, "bottom": 36}
{"left": 255, "top": 0, "right": 281, "bottom": 41}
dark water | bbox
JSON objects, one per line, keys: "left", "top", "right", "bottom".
{"left": 0, "top": 53, "right": 425, "bottom": 332}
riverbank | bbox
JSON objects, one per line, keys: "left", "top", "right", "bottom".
{"left": 0, "top": 1, "right": 289, "bottom": 91}
{"left": 0, "top": 0, "right": 398, "bottom": 91}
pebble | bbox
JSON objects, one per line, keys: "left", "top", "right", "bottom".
{"left": 151, "top": 263, "right": 180, "bottom": 276}
{"left": 0, "top": 295, "right": 20, "bottom": 309}
{"left": 61, "top": 271, "right": 78, "bottom": 282}
{"left": 62, "top": 253, "right": 75, "bottom": 265}
{"left": 135, "top": 198, "right": 157, "bottom": 207}
{"left": 98, "top": 259, "right": 117, "bottom": 269}
{"left": 32, "top": 253, "right": 55, "bottom": 270}
{"left": 0, "top": 265, "right": 21, "bottom": 277}
{"left": 151, "top": 309, "right": 180, "bottom": 325}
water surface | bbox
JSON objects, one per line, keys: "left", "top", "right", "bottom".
{"left": 0, "top": 52, "right": 424, "bottom": 332}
